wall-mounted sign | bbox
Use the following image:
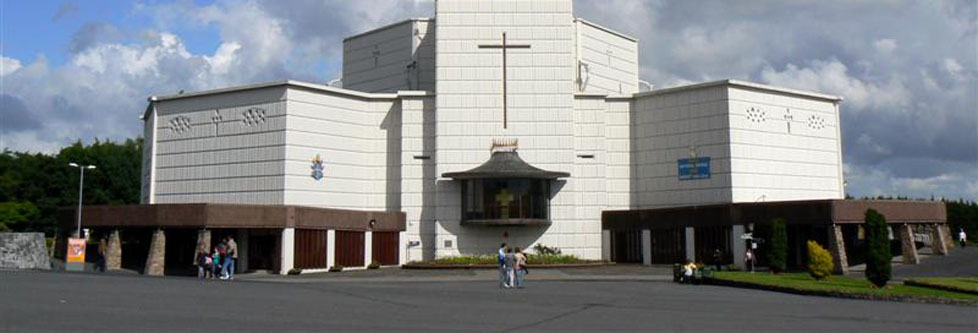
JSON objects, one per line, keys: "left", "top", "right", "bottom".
{"left": 678, "top": 157, "right": 710, "bottom": 180}
{"left": 311, "top": 154, "right": 324, "bottom": 181}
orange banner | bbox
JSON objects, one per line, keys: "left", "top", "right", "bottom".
{"left": 67, "top": 237, "right": 86, "bottom": 264}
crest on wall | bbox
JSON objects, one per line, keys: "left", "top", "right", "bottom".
{"left": 311, "top": 154, "right": 325, "bottom": 181}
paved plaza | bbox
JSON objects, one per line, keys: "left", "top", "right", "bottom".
{"left": 1, "top": 270, "right": 975, "bottom": 331}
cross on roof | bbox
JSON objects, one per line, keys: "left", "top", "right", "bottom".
{"left": 479, "top": 32, "right": 530, "bottom": 130}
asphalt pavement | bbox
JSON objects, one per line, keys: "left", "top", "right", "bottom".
{"left": 1, "top": 270, "right": 975, "bottom": 331}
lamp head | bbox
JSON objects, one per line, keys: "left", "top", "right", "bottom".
{"left": 68, "top": 162, "right": 79, "bottom": 167}
{"left": 87, "top": 165, "right": 97, "bottom": 170}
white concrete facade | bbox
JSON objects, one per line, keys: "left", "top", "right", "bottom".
{"left": 141, "top": 0, "right": 843, "bottom": 261}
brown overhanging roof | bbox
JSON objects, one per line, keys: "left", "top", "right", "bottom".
{"left": 602, "top": 199, "right": 947, "bottom": 230}
{"left": 442, "top": 151, "right": 570, "bottom": 180}
{"left": 59, "top": 203, "right": 405, "bottom": 232}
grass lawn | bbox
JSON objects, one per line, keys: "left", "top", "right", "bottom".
{"left": 905, "top": 277, "right": 978, "bottom": 293}
{"left": 712, "top": 272, "right": 978, "bottom": 301}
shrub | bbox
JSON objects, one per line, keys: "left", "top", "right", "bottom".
{"left": 864, "top": 209, "right": 891, "bottom": 287}
{"left": 532, "top": 243, "right": 562, "bottom": 255}
{"left": 367, "top": 260, "right": 380, "bottom": 269}
{"left": 432, "top": 254, "right": 496, "bottom": 265}
{"left": 768, "top": 218, "right": 788, "bottom": 273}
{"left": 525, "top": 253, "right": 587, "bottom": 265}
{"left": 806, "top": 240, "right": 834, "bottom": 280}
{"left": 724, "top": 264, "right": 741, "bottom": 272}
{"left": 328, "top": 265, "right": 344, "bottom": 272}
{"left": 287, "top": 268, "right": 302, "bottom": 275}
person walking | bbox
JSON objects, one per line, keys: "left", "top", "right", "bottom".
{"left": 211, "top": 246, "right": 221, "bottom": 280}
{"left": 196, "top": 244, "right": 209, "bottom": 279}
{"left": 222, "top": 235, "right": 238, "bottom": 280}
{"left": 498, "top": 243, "right": 508, "bottom": 288}
{"left": 96, "top": 236, "right": 108, "bottom": 273}
{"left": 712, "top": 248, "right": 722, "bottom": 271}
{"left": 503, "top": 248, "right": 516, "bottom": 289}
{"left": 959, "top": 229, "right": 967, "bottom": 248}
{"left": 514, "top": 247, "right": 527, "bottom": 288}
{"left": 745, "top": 249, "right": 755, "bottom": 273}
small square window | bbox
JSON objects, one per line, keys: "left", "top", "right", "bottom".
{"left": 444, "top": 240, "right": 453, "bottom": 248}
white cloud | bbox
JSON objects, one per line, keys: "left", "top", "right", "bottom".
{"left": 759, "top": 60, "right": 912, "bottom": 110}
{"left": 1, "top": 56, "right": 21, "bottom": 76}
{"left": 874, "top": 38, "right": 897, "bottom": 54}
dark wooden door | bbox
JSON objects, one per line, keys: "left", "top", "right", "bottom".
{"left": 611, "top": 229, "right": 642, "bottom": 263}
{"left": 335, "top": 230, "right": 365, "bottom": 267}
{"left": 372, "top": 231, "right": 399, "bottom": 265}
{"left": 295, "top": 229, "right": 328, "bottom": 269}
{"left": 651, "top": 228, "right": 686, "bottom": 264}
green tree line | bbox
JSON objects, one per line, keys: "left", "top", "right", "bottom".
{"left": 0, "top": 138, "right": 142, "bottom": 234}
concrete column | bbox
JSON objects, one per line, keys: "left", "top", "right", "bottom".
{"left": 685, "top": 227, "right": 695, "bottom": 262}
{"left": 144, "top": 229, "right": 165, "bottom": 276}
{"left": 641, "top": 229, "right": 652, "bottom": 266}
{"left": 601, "top": 230, "right": 611, "bottom": 261}
{"left": 731, "top": 224, "right": 746, "bottom": 269}
{"left": 398, "top": 231, "right": 408, "bottom": 265}
{"left": 238, "top": 229, "right": 249, "bottom": 272}
{"left": 364, "top": 230, "right": 373, "bottom": 267}
{"left": 279, "top": 228, "right": 295, "bottom": 275}
{"left": 827, "top": 224, "right": 849, "bottom": 275}
{"left": 106, "top": 229, "right": 122, "bottom": 270}
{"left": 326, "top": 229, "right": 336, "bottom": 269}
{"left": 899, "top": 224, "right": 920, "bottom": 264}
{"left": 931, "top": 223, "right": 948, "bottom": 255}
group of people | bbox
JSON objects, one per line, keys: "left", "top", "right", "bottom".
{"left": 498, "top": 243, "right": 528, "bottom": 289}
{"left": 195, "top": 235, "right": 238, "bottom": 280}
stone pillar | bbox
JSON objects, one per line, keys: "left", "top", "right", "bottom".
{"left": 685, "top": 227, "right": 696, "bottom": 262}
{"left": 601, "top": 230, "right": 611, "bottom": 261}
{"left": 930, "top": 223, "right": 948, "bottom": 255}
{"left": 279, "top": 228, "right": 295, "bottom": 275}
{"left": 364, "top": 230, "right": 374, "bottom": 267}
{"left": 144, "top": 229, "right": 166, "bottom": 276}
{"left": 827, "top": 224, "right": 848, "bottom": 275}
{"left": 194, "top": 229, "right": 211, "bottom": 265}
{"left": 731, "top": 224, "right": 746, "bottom": 269}
{"left": 326, "top": 229, "right": 336, "bottom": 269}
{"left": 238, "top": 229, "right": 249, "bottom": 272}
{"left": 106, "top": 229, "right": 122, "bottom": 270}
{"left": 942, "top": 224, "right": 955, "bottom": 252}
{"left": 641, "top": 229, "right": 652, "bottom": 266}
{"left": 899, "top": 224, "right": 920, "bottom": 264}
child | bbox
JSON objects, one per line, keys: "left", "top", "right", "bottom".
{"left": 210, "top": 247, "right": 221, "bottom": 280}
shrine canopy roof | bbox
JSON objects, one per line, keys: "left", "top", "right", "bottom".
{"left": 442, "top": 151, "right": 570, "bottom": 180}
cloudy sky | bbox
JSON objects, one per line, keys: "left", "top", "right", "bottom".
{"left": 0, "top": 0, "right": 975, "bottom": 200}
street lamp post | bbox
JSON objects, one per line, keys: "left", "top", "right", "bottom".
{"left": 68, "top": 162, "right": 96, "bottom": 238}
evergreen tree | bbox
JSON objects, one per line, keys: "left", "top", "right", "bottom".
{"left": 768, "top": 218, "right": 788, "bottom": 273}
{"left": 864, "top": 209, "right": 891, "bottom": 287}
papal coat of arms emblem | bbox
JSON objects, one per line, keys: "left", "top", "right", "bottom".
{"left": 311, "top": 154, "right": 324, "bottom": 180}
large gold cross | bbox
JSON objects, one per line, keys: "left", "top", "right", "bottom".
{"left": 479, "top": 32, "right": 530, "bottom": 129}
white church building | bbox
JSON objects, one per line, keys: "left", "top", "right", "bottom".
{"left": 62, "top": 0, "right": 949, "bottom": 276}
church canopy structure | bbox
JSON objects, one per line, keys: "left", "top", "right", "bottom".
{"left": 444, "top": 146, "right": 569, "bottom": 226}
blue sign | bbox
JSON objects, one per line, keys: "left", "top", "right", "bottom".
{"left": 678, "top": 157, "right": 710, "bottom": 180}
